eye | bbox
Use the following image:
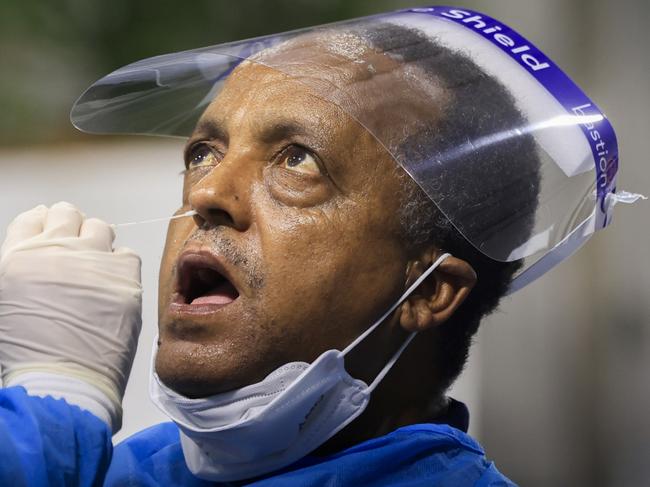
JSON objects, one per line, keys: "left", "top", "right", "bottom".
{"left": 278, "top": 146, "right": 321, "bottom": 175}
{"left": 186, "top": 143, "right": 221, "bottom": 169}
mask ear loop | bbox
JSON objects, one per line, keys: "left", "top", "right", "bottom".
{"left": 341, "top": 252, "right": 451, "bottom": 392}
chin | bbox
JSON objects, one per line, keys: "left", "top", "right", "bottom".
{"left": 154, "top": 332, "right": 268, "bottom": 398}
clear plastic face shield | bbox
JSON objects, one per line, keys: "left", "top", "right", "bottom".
{"left": 71, "top": 6, "right": 640, "bottom": 292}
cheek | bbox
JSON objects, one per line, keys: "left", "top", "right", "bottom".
{"left": 252, "top": 196, "right": 405, "bottom": 344}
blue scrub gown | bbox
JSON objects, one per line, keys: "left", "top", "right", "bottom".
{"left": 0, "top": 386, "right": 516, "bottom": 486}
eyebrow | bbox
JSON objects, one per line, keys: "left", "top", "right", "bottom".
{"left": 191, "top": 115, "right": 322, "bottom": 148}
{"left": 256, "top": 119, "right": 312, "bottom": 144}
{"left": 192, "top": 118, "right": 228, "bottom": 143}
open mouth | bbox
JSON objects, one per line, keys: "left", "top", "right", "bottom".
{"left": 175, "top": 253, "right": 240, "bottom": 307}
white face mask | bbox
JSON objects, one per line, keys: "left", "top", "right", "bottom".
{"left": 150, "top": 253, "right": 451, "bottom": 482}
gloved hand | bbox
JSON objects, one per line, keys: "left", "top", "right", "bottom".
{"left": 0, "top": 202, "right": 142, "bottom": 432}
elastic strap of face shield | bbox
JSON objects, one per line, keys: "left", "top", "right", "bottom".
{"left": 507, "top": 190, "right": 646, "bottom": 294}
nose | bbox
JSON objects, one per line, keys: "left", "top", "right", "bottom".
{"left": 188, "top": 158, "right": 253, "bottom": 231}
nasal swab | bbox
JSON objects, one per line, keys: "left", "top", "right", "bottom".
{"left": 112, "top": 210, "right": 197, "bottom": 228}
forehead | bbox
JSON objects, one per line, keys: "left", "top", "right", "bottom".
{"left": 195, "top": 62, "right": 366, "bottom": 154}
{"left": 195, "top": 31, "right": 447, "bottom": 149}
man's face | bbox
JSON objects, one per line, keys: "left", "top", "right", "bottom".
{"left": 156, "top": 42, "right": 443, "bottom": 397}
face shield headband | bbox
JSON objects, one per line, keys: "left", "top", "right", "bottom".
{"left": 70, "top": 6, "right": 633, "bottom": 292}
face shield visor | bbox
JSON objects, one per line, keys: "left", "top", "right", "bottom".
{"left": 70, "top": 6, "right": 623, "bottom": 292}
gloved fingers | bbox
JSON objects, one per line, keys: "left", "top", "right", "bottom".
{"left": 1, "top": 204, "right": 48, "bottom": 257}
{"left": 43, "top": 202, "right": 84, "bottom": 239}
{"left": 79, "top": 218, "right": 115, "bottom": 252}
{"left": 114, "top": 246, "right": 142, "bottom": 282}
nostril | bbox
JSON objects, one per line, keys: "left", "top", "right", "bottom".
{"left": 193, "top": 209, "right": 235, "bottom": 229}
{"left": 207, "top": 209, "right": 235, "bottom": 227}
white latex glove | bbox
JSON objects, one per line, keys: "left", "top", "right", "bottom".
{"left": 0, "top": 202, "right": 142, "bottom": 432}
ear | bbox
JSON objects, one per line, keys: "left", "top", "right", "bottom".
{"left": 399, "top": 249, "right": 477, "bottom": 332}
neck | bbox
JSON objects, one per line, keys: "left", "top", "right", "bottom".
{"left": 313, "top": 314, "right": 446, "bottom": 456}
{"left": 313, "top": 390, "right": 447, "bottom": 456}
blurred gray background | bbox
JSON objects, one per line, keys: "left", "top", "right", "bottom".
{"left": 1, "top": 1, "right": 648, "bottom": 485}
